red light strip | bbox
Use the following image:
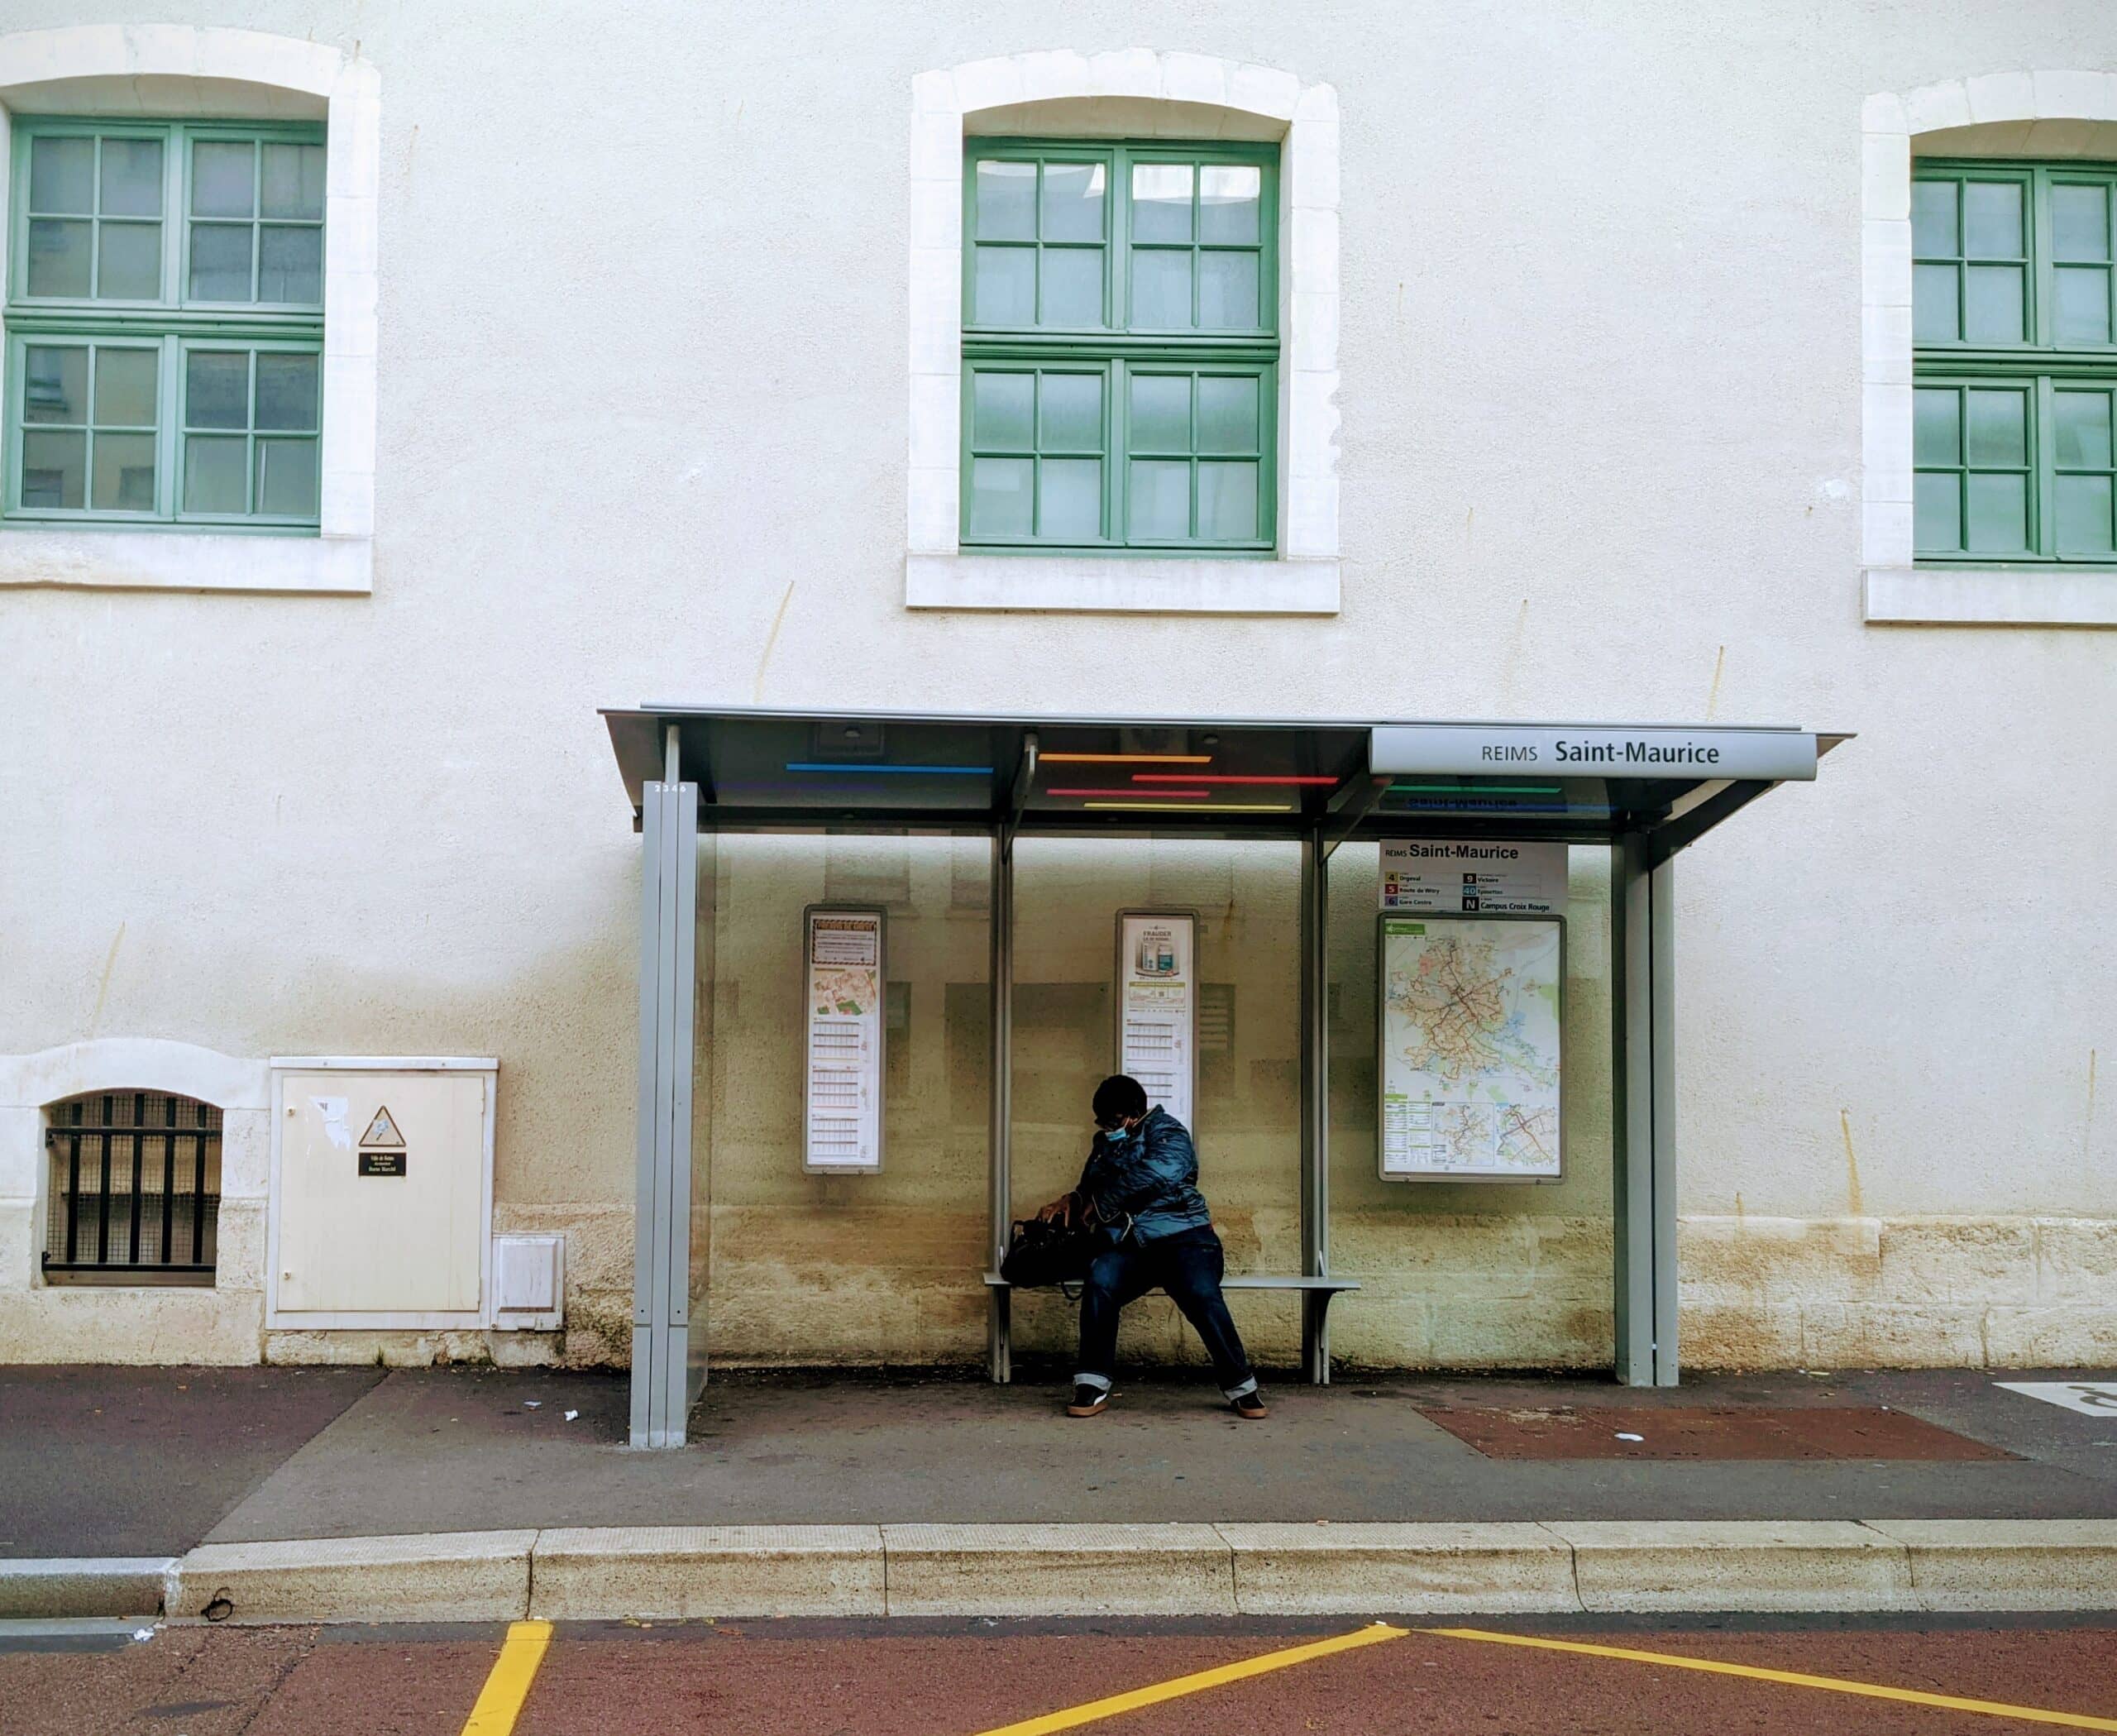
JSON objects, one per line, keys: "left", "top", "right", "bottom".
{"left": 1047, "top": 787, "right": 1211, "bottom": 798}
{"left": 1131, "top": 774, "right": 1340, "bottom": 787}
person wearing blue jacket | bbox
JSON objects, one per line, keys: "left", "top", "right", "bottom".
{"left": 1035, "top": 1074, "right": 1267, "bottom": 1420}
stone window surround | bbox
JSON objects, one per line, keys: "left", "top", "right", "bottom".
{"left": 0, "top": 1038, "right": 270, "bottom": 1292}
{"left": 906, "top": 50, "right": 1340, "bottom": 615}
{"left": 0, "top": 25, "right": 378, "bottom": 595}
{"left": 1863, "top": 69, "right": 2117, "bottom": 628}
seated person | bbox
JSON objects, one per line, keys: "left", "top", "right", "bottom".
{"left": 1037, "top": 1074, "right": 1267, "bottom": 1421}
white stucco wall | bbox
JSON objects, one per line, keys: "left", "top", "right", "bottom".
{"left": 2, "top": 1, "right": 2112, "bottom": 1370}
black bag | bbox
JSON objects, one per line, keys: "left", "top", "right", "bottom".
{"left": 998, "top": 1215, "right": 1102, "bottom": 1289}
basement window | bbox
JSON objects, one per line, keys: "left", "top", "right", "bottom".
{"left": 43, "top": 1090, "right": 220, "bottom": 1284}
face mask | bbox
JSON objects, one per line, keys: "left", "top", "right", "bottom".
{"left": 1102, "top": 1124, "right": 1130, "bottom": 1143}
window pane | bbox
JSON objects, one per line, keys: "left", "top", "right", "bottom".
{"left": 26, "top": 219, "right": 92, "bottom": 298}
{"left": 1198, "top": 165, "right": 1261, "bottom": 244}
{"left": 1131, "top": 249, "right": 1192, "bottom": 327}
{"left": 261, "top": 142, "right": 325, "bottom": 220}
{"left": 1914, "top": 471, "right": 1962, "bottom": 551}
{"left": 1197, "top": 375, "right": 1260, "bottom": 454}
{"left": 1963, "top": 265, "right": 2023, "bottom": 342}
{"left": 1913, "top": 263, "right": 1959, "bottom": 342}
{"left": 1039, "top": 246, "right": 1103, "bottom": 326}
{"left": 1129, "top": 374, "right": 1191, "bottom": 452}
{"left": 255, "top": 437, "right": 319, "bottom": 516}
{"left": 100, "top": 137, "right": 165, "bottom": 217}
{"left": 2052, "top": 266, "right": 2111, "bottom": 347}
{"left": 1039, "top": 458, "right": 1101, "bottom": 539}
{"left": 21, "top": 429, "right": 87, "bottom": 509}
{"left": 1130, "top": 164, "right": 1193, "bottom": 242}
{"left": 972, "top": 246, "right": 1034, "bottom": 325}
{"left": 1913, "top": 387, "right": 1959, "bottom": 465}
{"left": 186, "top": 352, "right": 250, "bottom": 429}
{"left": 22, "top": 347, "right": 88, "bottom": 423}
{"left": 183, "top": 435, "right": 247, "bottom": 513}
{"left": 1965, "top": 390, "right": 2026, "bottom": 466}
{"left": 28, "top": 136, "right": 93, "bottom": 213}
{"left": 973, "top": 160, "right": 1036, "bottom": 241}
{"left": 1911, "top": 179, "right": 1957, "bottom": 256}
{"left": 2054, "top": 391, "right": 2114, "bottom": 469}
{"left": 192, "top": 141, "right": 255, "bottom": 217}
{"left": 1198, "top": 251, "right": 1259, "bottom": 328}
{"left": 1962, "top": 181, "right": 2023, "bottom": 257}
{"left": 255, "top": 353, "right": 319, "bottom": 432}
{"left": 97, "top": 222, "right": 162, "bottom": 299}
{"left": 968, "top": 456, "right": 1033, "bottom": 536}
{"left": 1965, "top": 472, "right": 2027, "bottom": 552}
{"left": 189, "top": 222, "right": 254, "bottom": 300}
{"left": 1197, "top": 461, "right": 1259, "bottom": 539}
{"left": 1039, "top": 374, "right": 1102, "bottom": 452}
{"left": 2052, "top": 184, "right": 2111, "bottom": 262}
{"left": 92, "top": 433, "right": 156, "bottom": 511}
{"left": 1129, "top": 459, "right": 1191, "bottom": 538}
{"left": 972, "top": 371, "right": 1034, "bottom": 451}
{"left": 1040, "top": 162, "right": 1105, "bottom": 242}
{"left": 2056, "top": 475, "right": 2115, "bottom": 554}
{"left": 259, "top": 225, "right": 323, "bottom": 304}
{"left": 94, "top": 349, "right": 159, "bottom": 427}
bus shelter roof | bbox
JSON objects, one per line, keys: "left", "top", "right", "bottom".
{"left": 602, "top": 705, "right": 1847, "bottom": 860}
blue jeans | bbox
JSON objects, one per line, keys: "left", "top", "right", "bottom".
{"left": 1075, "top": 1225, "right": 1258, "bottom": 1401}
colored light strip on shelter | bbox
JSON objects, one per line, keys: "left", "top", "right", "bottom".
{"left": 1133, "top": 774, "right": 1340, "bottom": 786}
{"left": 1039, "top": 753, "right": 1213, "bottom": 764}
{"left": 1046, "top": 788, "right": 1212, "bottom": 798}
{"left": 785, "top": 763, "right": 994, "bottom": 775}
{"left": 1083, "top": 801, "right": 1295, "bottom": 812}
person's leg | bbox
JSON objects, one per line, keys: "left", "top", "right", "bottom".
{"left": 1074, "top": 1242, "right": 1154, "bottom": 1396}
{"left": 1155, "top": 1228, "right": 1260, "bottom": 1402}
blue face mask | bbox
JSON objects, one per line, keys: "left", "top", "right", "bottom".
{"left": 1102, "top": 1124, "right": 1130, "bottom": 1143}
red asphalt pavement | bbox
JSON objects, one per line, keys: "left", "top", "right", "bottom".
{"left": 6, "top": 1618, "right": 2117, "bottom": 1736}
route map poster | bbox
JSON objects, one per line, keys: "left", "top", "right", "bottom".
{"left": 1376, "top": 913, "right": 1563, "bottom": 1181}
{"left": 804, "top": 907, "right": 884, "bottom": 1173}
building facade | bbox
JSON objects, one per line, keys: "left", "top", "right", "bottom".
{"left": 2, "top": 3, "right": 2113, "bottom": 1375}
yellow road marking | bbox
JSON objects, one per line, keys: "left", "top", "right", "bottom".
{"left": 1425, "top": 1627, "right": 2117, "bottom": 1732}
{"left": 461, "top": 1619, "right": 553, "bottom": 1736}
{"left": 966, "top": 1622, "right": 1407, "bottom": 1736}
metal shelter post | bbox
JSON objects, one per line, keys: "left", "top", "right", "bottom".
{"left": 1611, "top": 836, "right": 1679, "bottom": 1387}
{"left": 630, "top": 762, "right": 699, "bottom": 1447}
{"left": 987, "top": 830, "right": 1015, "bottom": 1382}
{"left": 1298, "top": 828, "right": 1331, "bottom": 1384}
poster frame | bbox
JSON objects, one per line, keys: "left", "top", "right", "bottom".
{"left": 801, "top": 903, "right": 887, "bottom": 1176}
{"left": 1112, "top": 907, "right": 1201, "bottom": 1139}
{"left": 1374, "top": 909, "right": 1566, "bottom": 1185}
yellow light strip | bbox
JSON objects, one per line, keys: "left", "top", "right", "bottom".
{"left": 1039, "top": 753, "right": 1213, "bottom": 764}
{"left": 1082, "top": 801, "right": 1294, "bottom": 812}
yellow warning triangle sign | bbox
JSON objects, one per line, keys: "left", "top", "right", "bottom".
{"left": 360, "top": 1105, "right": 404, "bottom": 1148}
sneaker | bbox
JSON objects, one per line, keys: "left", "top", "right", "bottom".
{"left": 1066, "top": 1384, "right": 1111, "bottom": 1418}
{"left": 1231, "top": 1389, "right": 1269, "bottom": 1420}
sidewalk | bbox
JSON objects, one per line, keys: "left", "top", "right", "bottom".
{"left": 5, "top": 1364, "right": 2116, "bottom": 1558}
{"left": 4, "top": 1363, "right": 2115, "bottom": 1620}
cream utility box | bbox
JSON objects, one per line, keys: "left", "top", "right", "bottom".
{"left": 267, "top": 1057, "right": 497, "bottom": 1330}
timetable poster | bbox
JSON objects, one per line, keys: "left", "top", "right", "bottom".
{"left": 804, "top": 907, "right": 885, "bottom": 1173}
{"left": 1116, "top": 911, "right": 1197, "bottom": 1133}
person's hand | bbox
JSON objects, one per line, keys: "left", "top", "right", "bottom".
{"left": 1035, "top": 1194, "right": 1074, "bottom": 1226}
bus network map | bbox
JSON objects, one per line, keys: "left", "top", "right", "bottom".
{"left": 1379, "top": 916, "right": 1562, "bottom": 1179}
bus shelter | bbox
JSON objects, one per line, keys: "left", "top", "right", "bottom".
{"left": 604, "top": 707, "right": 1843, "bottom": 1448}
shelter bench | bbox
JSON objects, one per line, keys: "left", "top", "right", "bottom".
{"left": 982, "top": 1270, "right": 1360, "bottom": 1386}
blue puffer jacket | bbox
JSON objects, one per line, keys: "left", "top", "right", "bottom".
{"left": 1075, "top": 1106, "right": 1213, "bottom": 1244}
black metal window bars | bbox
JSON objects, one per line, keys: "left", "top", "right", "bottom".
{"left": 43, "top": 1092, "right": 220, "bottom": 1280}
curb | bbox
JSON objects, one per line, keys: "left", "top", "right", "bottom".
{"left": 18, "top": 1520, "right": 2112, "bottom": 1624}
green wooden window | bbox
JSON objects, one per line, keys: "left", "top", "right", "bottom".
{"left": 1914, "top": 161, "right": 2117, "bottom": 562}
{"left": 4, "top": 118, "right": 324, "bottom": 530}
{"left": 963, "top": 140, "right": 1277, "bottom": 552}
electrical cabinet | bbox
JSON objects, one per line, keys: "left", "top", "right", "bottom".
{"left": 268, "top": 1058, "right": 496, "bottom": 1328}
